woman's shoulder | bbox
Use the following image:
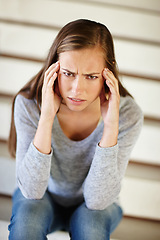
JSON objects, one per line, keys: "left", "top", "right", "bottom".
{"left": 14, "top": 94, "right": 40, "bottom": 122}
{"left": 120, "top": 95, "right": 142, "bottom": 116}
{"left": 15, "top": 94, "right": 38, "bottom": 111}
{"left": 119, "top": 95, "right": 143, "bottom": 131}
{"left": 15, "top": 93, "right": 35, "bottom": 104}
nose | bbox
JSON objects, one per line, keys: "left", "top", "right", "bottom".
{"left": 71, "top": 75, "right": 84, "bottom": 94}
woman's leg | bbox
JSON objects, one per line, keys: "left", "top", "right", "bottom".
{"left": 69, "top": 202, "right": 123, "bottom": 240}
{"left": 8, "top": 188, "right": 65, "bottom": 240}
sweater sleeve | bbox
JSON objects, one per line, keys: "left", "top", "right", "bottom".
{"left": 14, "top": 95, "right": 52, "bottom": 199}
{"left": 83, "top": 96, "right": 143, "bottom": 210}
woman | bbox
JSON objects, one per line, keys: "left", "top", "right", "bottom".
{"left": 8, "top": 19, "right": 143, "bottom": 240}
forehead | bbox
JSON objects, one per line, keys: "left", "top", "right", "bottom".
{"left": 59, "top": 47, "right": 106, "bottom": 73}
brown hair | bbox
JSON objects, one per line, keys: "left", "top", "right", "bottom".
{"left": 8, "top": 19, "right": 131, "bottom": 158}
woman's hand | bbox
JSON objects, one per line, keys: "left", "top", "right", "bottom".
{"left": 41, "top": 61, "right": 61, "bottom": 122}
{"left": 33, "top": 62, "right": 61, "bottom": 154}
{"left": 99, "top": 68, "right": 120, "bottom": 147}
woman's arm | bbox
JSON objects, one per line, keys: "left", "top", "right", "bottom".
{"left": 15, "top": 62, "right": 61, "bottom": 199}
{"left": 99, "top": 68, "right": 120, "bottom": 148}
{"left": 83, "top": 70, "right": 143, "bottom": 210}
{"left": 33, "top": 62, "right": 61, "bottom": 154}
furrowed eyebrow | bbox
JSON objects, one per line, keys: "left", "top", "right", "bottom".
{"left": 61, "top": 68, "right": 100, "bottom": 76}
{"left": 61, "top": 68, "right": 75, "bottom": 75}
{"left": 83, "top": 73, "right": 101, "bottom": 76}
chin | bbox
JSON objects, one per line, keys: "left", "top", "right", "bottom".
{"left": 67, "top": 104, "right": 87, "bottom": 112}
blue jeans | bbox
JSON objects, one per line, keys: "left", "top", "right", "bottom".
{"left": 8, "top": 188, "right": 123, "bottom": 240}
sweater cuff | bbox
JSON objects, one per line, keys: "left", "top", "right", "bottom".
{"left": 31, "top": 141, "right": 53, "bottom": 158}
{"left": 93, "top": 143, "right": 119, "bottom": 167}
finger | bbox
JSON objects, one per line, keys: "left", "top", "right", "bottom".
{"left": 106, "top": 69, "right": 119, "bottom": 92}
{"left": 47, "top": 72, "right": 58, "bottom": 88}
{"left": 45, "top": 61, "right": 59, "bottom": 77}
{"left": 103, "top": 69, "right": 119, "bottom": 93}
{"left": 103, "top": 69, "right": 114, "bottom": 90}
{"left": 44, "top": 62, "right": 60, "bottom": 85}
{"left": 42, "top": 72, "right": 58, "bottom": 95}
{"left": 103, "top": 69, "right": 116, "bottom": 84}
{"left": 47, "top": 66, "right": 59, "bottom": 83}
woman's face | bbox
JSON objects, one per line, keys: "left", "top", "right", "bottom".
{"left": 58, "top": 47, "right": 106, "bottom": 112}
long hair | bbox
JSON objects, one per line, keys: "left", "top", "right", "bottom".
{"left": 8, "top": 19, "right": 131, "bottom": 157}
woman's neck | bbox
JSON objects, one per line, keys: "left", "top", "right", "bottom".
{"left": 58, "top": 97, "right": 101, "bottom": 117}
{"left": 56, "top": 98, "right": 101, "bottom": 141}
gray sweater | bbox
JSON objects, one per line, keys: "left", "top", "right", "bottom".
{"left": 14, "top": 94, "right": 143, "bottom": 210}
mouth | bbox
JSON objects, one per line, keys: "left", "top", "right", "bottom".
{"left": 68, "top": 97, "right": 86, "bottom": 104}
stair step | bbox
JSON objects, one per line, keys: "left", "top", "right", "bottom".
{"left": 0, "top": 0, "right": 159, "bottom": 44}
{"left": 120, "top": 177, "right": 160, "bottom": 220}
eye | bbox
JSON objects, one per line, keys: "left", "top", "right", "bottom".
{"left": 63, "top": 71, "right": 74, "bottom": 77}
{"left": 86, "top": 75, "right": 98, "bottom": 80}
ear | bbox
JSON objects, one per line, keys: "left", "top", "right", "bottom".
{"left": 99, "top": 84, "right": 106, "bottom": 105}
{"left": 102, "top": 68, "right": 110, "bottom": 94}
{"left": 54, "top": 78, "right": 61, "bottom": 97}
{"left": 104, "top": 80, "right": 110, "bottom": 94}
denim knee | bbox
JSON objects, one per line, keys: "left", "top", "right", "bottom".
{"left": 69, "top": 202, "right": 123, "bottom": 240}
{"left": 9, "top": 216, "right": 47, "bottom": 240}
{"left": 8, "top": 189, "right": 53, "bottom": 240}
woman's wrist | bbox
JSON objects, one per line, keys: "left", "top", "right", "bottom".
{"left": 40, "top": 111, "right": 55, "bottom": 126}
{"left": 99, "top": 126, "right": 118, "bottom": 148}
{"left": 33, "top": 116, "right": 54, "bottom": 154}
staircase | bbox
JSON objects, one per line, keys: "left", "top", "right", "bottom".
{"left": 0, "top": 0, "right": 160, "bottom": 239}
